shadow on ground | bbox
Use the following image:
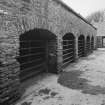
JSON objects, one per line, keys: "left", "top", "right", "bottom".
{"left": 58, "top": 71, "right": 105, "bottom": 95}
{"left": 20, "top": 88, "right": 59, "bottom": 105}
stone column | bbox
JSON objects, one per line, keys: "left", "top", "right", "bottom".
{"left": 75, "top": 36, "right": 78, "bottom": 59}
{"left": 84, "top": 36, "right": 87, "bottom": 56}
{"left": 57, "top": 36, "right": 63, "bottom": 73}
{"left": 94, "top": 36, "right": 97, "bottom": 50}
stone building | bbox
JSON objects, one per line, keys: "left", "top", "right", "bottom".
{"left": 92, "top": 20, "right": 105, "bottom": 48}
{"left": 0, "top": 0, "right": 97, "bottom": 104}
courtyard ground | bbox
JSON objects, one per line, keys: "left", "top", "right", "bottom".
{"left": 16, "top": 48, "right": 105, "bottom": 105}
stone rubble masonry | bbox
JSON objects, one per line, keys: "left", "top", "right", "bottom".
{"left": 0, "top": 0, "right": 97, "bottom": 104}
{"left": 0, "top": 14, "right": 21, "bottom": 104}
{"left": 97, "top": 36, "right": 103, "bottom": 48}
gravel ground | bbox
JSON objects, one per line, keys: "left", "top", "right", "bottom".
{"left": 16, "top": 48, "right": 105, "bottom": 105}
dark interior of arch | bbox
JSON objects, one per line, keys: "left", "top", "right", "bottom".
{"left": 63, "top": 33, "right": 75, "bottom": 67}
{"left": 63, "top": 33, "right": 75, "bottom": 40}
{"left": 86, "top": 36, "right": 90, "bottom": 54}
{"left": 78, "top": 35, "right": 85, "bottom": 57}
{"left": 20, "top": 29, "right": 56, "bottom": 40}
{"left": 18, "top": 29, "right": 57, "bottom": 81}
{"left": 91, "top": 36, "right": 94, "bottom": 50}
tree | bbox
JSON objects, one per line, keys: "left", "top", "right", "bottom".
{"left": 87, "top": 10, "right": 105, "bottom": 23}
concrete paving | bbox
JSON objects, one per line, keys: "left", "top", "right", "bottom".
{"left": 16, "top": 48, "right": 105, "bottom": 105}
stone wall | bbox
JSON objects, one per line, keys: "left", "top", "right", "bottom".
{"left": 0, "top": 0, "right": 97, "bottom": 104}
{"left": 97, "top": 36, "right": 103, "bottom": 48}
{"left": 0, "top": 14, "right": 21, "bottom": 104}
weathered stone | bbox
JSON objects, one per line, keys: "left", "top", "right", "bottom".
{"left": 0, "top": 0, "right": 97, "bottom": 104}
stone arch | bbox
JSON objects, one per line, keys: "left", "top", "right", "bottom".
{"left": 62, "top": 28, "right": 76, "bottom": 38}
{"left": 62, "top": 33, "right": 75, "bottom": 67}
{"left": 17, "top": 28, "right": 57, "bottom": 81}
{"left": 78, "top": 35, "right": 85, "bottom": 57}
{"left": 86, "top": 35, "right": 91, "bottom": 55}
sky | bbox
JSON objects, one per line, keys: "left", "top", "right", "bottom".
{"left": 63, "top": 0, "right": 105, "bottom": 17}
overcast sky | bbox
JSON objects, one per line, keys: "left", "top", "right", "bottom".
{"left": 63, "top": 0, "right": 105, "bottom": 17}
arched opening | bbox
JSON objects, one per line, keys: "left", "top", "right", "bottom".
{"left": 102, "top": 36, "right": 105, "bottom": 47}
{"left": 78, "top": 35, "right": 85, "bottom": 57}
{"left": 91, "top": 36, "right": 94, "bottom": 50}
{"left": 17, "top": 29, "right": 57, "bottom": 81}
{"left": 86, "top": 36, "right": 90, "bottom": 55}
{"left": 63, "top": 33, "right": 75, "bottom": 67}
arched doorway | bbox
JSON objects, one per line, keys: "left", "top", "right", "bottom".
{"left": 63, "top": 33, "right": 75, "bottom": 67}
{"left": 86, "top": 36, "right": 90, "bottom": 55}
{"left": 91, "top": 36, "right": 94, "bottom": 50}
{"left": 78, "top": 35, "right": 85, "bottom": 57}
{"left": 17, "top": 29, "right": 57, "bottom": 81}
{"left": 102, "top": 36, "right": 105, "bottom": 47}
